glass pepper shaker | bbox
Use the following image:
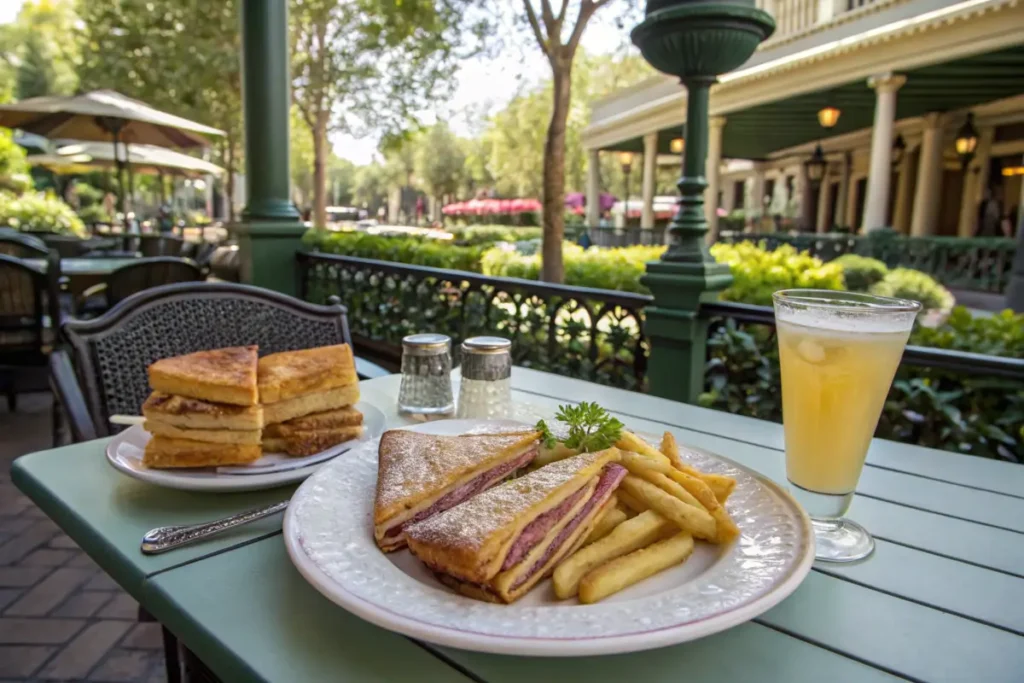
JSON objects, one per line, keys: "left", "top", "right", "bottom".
{"left": 456, "top": 336, "right": 513, "bottom": 419}
{"left": 397, "top": 333, "right": 454, "bottom": 416}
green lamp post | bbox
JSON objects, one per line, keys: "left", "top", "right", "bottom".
{"left": 633, "top": 0, "right": 774, "bottom": 402}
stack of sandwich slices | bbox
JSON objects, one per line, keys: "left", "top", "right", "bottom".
{"left": 142, "top": 346, "right": 263, "bottom": 468}
{"left": 259, "top": 344, "right": 363, "bottom": 456}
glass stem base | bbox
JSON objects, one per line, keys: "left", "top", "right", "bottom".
{"left": 810, "top": 517, "right": 875, "bottom": 563}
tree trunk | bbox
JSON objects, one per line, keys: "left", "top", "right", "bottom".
{"left": 313, "top": 111, "right": 328, "bottom": 228}
{"left": 225, "top": 135, "right": 236, "bottom": 222}
{"left": 541, "top": 60, "right": 572, "bottom": 283}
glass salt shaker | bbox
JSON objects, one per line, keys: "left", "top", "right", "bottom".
{"left": 456, "top": 336, "right": 513, "bottom": 419}
{"left": 397, "top": 333, "right": 454, "bottom": 416}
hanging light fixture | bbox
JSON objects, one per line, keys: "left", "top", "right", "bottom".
{"left": 805, "top": 144, "right": 827, "bottom": 184}
{"left": 955, "top": 113, "right": 979, "bottom": 168}
{"left": 670, "top": 137, "right": 685, "bottom": 154}
{"left": 817, "top": 105, "right": 841, "bottom": 129}
{"left": 617, "top": 151, "right": 635, "bottom": 174}
{"left": 891, "top": 134, "right": 906, "bottom": 168}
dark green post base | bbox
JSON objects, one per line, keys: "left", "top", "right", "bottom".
{"left": 642, "top": 260, "right": 732, "bottom": 403}
{"left": 232, "top": 221, "right": 307, "bottom": 296}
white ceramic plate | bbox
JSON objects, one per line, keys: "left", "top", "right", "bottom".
{"left": 105, "top": 402, "right": 386, "bottom": 492}
{"left": 284, "top": 419, "right": 814, "bottom": 656}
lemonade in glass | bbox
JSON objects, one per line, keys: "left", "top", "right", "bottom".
{"left": 773, "top": 290, "right": 920, "bottom": 562}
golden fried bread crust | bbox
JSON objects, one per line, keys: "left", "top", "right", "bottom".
{"left": 142, "top": 392, "right": 263, "bottom": 430}
{"left": 262, "top": 385, "right": 360, "bottom": 425}
{"left": 373, "top": 430, "right": 541, "bottom": 528}
{"left": 264, "top": 406, "right": 362, "bottom": 437}
{"left": 143, "top": 420, "right": 262, "bottom": 445}
{"left": 143, "top": 436, "right": 261, "bottom": 468}
{"left": 261, "top": 425, "right": 363, "bottom": 457}
{"left": 148, "top": 346, "right": 258, "bottom": 406}
{"left": 257, "top": 344, "right": 357, "bottom": 403}
{"left": 404, "top": 449, "right": 619, "bottom": 585}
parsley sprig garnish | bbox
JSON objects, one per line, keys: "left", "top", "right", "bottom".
{"left": 535, "top": 402, "right": 623, "bottom": 453}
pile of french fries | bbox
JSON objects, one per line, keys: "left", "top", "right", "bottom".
{"left": 553, "top": 431, "right": 739, "bottom": 604}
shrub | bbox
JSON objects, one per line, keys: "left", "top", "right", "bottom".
{"left": 306, "top": 230, "right": 486, "bottom": 272}
{"left": 870, "top": 267, "right": 954, "bottom": 312}
{"left": 76, "top": 204, "right": 112, "bottom": 225}
{"left": 447, "top": 225, "right": 542, "bottom": 246}
{"left": 481, "top": 242, "right": 663, "bottom": 293}
{"left": 833, "top": 254, "right": 888, "bottom": 291}
{"left": 0, "top": 131, "right": 31, "bottom": 194}
{"left": 911, "top": 306, "right": 1024, "bottom": 357}
{"left": 0, "top": 191, "right": 86, "bottom": 237}
{"left": 710, "top": 241, "right": 845, "bottom": 306}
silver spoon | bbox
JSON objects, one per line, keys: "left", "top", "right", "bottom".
{"left": 141, "top": 500, "right": 289, "bottom": 555}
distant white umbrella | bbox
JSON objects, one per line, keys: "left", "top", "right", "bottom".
{"left": 28, "top": 141, "right": 224, "bottom": 177}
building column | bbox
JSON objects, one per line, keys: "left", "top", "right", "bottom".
{"left": 235, "top": 0, "right": 304, "bottom": 294}
{"left": 862, "top": 74, "right": 906, "bottom": 232}
{"left": 958, "top": 126, "right": 995, "bottom": 236}
{"left": 815, "top": 169, "right": 832, "bottom": 233}
{"left": 641, "top": 132, "right": 658, "bottom": 229}
{"left": 796, "top": 163, "right": 813, "bottom": 231}
{"left": 910, "top": 113, "right": 944, "bottom": 237}
{"left": 892, "top": 149, "right": 915, "bottom": 233}
{"left": 585, "top": 148, "right": 601, "bottom": 226}
{"left": 748, "top": 166, "right": 765, "bottom": 232}
{"left": 705, "top": 116, "right": 726, "bottom": 242}
{"left": 834, "top": 152, "right": 850, "bottom": 229}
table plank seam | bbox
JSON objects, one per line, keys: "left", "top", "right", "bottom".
{"left": 752, "top": 619, "right": 920, "bottom": 683}
{"left": 872, "top": 534, "right": 1024, "bottom": 580}
{"left": 510, "top": 386, "right": 1021, "bottom": 499}
{"left": 407, "top": 640, "right": 489, "bottom": 683}
{"left": 145, "top": 529, "right": 284, "bottom": 580}
{"left": 811, "top": 566, "right": 1024, "bottom": 637}
{"left": 856, "top": 492, "right": 1024, "bottom": 536}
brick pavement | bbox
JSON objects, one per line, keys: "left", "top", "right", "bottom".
{"left": 1, "top": 393, "right": 167, "bottom": 682}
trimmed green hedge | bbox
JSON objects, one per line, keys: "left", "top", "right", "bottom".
{"left": 303, "top": 230, "right": 487, "bottom": 272}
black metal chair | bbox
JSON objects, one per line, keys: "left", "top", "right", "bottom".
{"left": 53, "top": 280, "right": 387, "bottom": 442}
{"left": 0, "top": 252, "right": 62, "bottom": 414}
{"left": 77, "top": 257, "right": 205, "bottom": 316}
{"left": 139, "top": 234, "right": 185, "bottom": 257}
{"left": 0, "top": 230, "right": 50, "bottom": 258}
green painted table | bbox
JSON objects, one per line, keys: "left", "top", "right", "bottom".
{"left": 25, "top": 257, "right": 140, "bottom": 297}
{"left": 12, "top": 371, "right": 1024, "bottom": 682}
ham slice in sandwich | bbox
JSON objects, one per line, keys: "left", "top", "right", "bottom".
{"left": 373, "top": 430, "right": 541, "bottom": 552}
{"left": 405, "top": 448, "right": 626, "bottom": 604}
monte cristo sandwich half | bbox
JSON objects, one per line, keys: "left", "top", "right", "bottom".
{"left": 142, "top": 346, "right": 263, "bottom": 468}
{"left": 258, "top": 344, "right": 363, "bottom": 456}
{"left": 405, "top": 448, "right": 625, "bottom": 604}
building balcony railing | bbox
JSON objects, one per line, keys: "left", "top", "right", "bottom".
{"left": 756, "top": 0, "right": 887, "bottom": 45}
{"left": 297, "top": 250, "right": 1024, "bottom": 462}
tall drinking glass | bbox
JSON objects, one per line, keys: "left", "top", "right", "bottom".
{"left": 772, "top": 290, "right": 920, "bottom": 562}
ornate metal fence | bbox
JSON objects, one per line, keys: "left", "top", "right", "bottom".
{"left": 717, "top": 231, "right": 1017, "bottom": 293}
{"left": 297, "top": 252, "right": 651, "bottom": 391}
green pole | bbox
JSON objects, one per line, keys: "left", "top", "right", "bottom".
{"left": 632, "top": 1, "right": 774, "bottom": 403}
{"left": 234, "top": 0, "right": 305, "bottom": 294}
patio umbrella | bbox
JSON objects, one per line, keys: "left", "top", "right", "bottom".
{"left": 0, "top": 90, "right": 224, "bottom": 212}
{"left": 28, "top": 141, "right": 225, "bottom": 178}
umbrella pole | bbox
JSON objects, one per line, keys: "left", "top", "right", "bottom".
{"left": 111, "top": 129, "right": 126, "bottom": 218}
{"left": 125, "top": 144, "right": 135, "bottom": 218}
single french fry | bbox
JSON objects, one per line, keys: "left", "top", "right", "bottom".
{"left": 619, "top": 452, "right": 706, "bottom": 509}
{"left": 660, "top": 432, "right": 736, "bottom": 503}
{"left": 620, "top": 476, "right": 716, "bottom": 541}
{"left": 555, "top": 510, "right": 674, "bottom": 599}
{"left": 532, "top": 442, "right": 580, "bottom": 469}
{"left": 616, "top": 432, "right": 671, "bottom": 464}
{"left": 578, "top": 531, "right": 695, "bottom": 603}
{"left": 615, "top": 501, "right": 636, "bottom": 518}
{"left": 583, "top": 502, "right": 628, "bottom": 547}
{"left": 616, "top": 489, "right": 648, "bottom": 514}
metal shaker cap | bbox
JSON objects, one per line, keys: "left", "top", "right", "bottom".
{"left": 460, "top": 336, "right": 511, "bottom": 380}
{"left": 402, "top": 333, "right": 451, "bottom": 356}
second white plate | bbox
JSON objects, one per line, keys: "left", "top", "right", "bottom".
{"left": 105, "top": 401, "right": 386, "bottom": 492}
